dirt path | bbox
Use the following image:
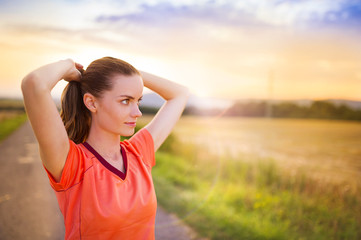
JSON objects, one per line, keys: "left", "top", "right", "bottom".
{"left": 0, "top": 121, "right": 200, "bottom": 240}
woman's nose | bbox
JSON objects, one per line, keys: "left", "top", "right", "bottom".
{"left": 131, "top": 104, "right": 142, "bottom": 118}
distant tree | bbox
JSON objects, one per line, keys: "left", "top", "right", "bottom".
{"left": 334, "top": 104, "right": 355, "bottom": 120}
{"left": 139, "top": 106, "right": 159, "bottom": 115}
{"left": 0, "top": 99, "right": 25, "bottom": 112}
{"left": 225, "top": 101, "right": 266, "bottom": 117}
{"left": 181, "top": 99, "right": 361, "bottom": 121}
{"left": 272, "top": 102, "right": 307, "bottom": 118}
{"left": 308, "top": 101, "right": 337, "bottom": 119}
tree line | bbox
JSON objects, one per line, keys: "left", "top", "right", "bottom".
{"left": 0, "top": 99, "right": 25, "bottom": 112}
{"left": 184, "top": 100, "right": 361, "bottom": 121}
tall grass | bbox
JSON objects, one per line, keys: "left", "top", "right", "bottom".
{"left": 152, "top": 132, "right": 361, "bottom": 240}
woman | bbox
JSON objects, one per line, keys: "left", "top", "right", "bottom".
{"left": 21, "top": 57, "right": 190, "bottom": 239}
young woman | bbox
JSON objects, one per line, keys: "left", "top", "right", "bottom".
{"left": 21, "top": 57, "right": 190, "bottom": 239}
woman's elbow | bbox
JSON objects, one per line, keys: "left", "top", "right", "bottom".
{"left": 178, "top": 86, "right": 191, "bottom": 99}
{"left": 173, "top": 87, "right": 190, "bottom": 106}
{"left": 21, "top": 72, "right": 47, "bottom": 95}
{"left": 21, "top": 72, "right": 37, "bottom": 93}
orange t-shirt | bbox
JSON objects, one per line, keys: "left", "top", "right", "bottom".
{"left": 44, "top": 128, "right": 157, "bottom": 239}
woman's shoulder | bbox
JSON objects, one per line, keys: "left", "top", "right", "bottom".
{"left": 122, "top": 128, "right": 155, "bottom": 166}
{"left": 130, "top": 128, "right": 152, "bottom": 143}
{"left": 69, "top": 139, "right": 96, "bottom": 162}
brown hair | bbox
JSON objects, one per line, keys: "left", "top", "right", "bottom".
{"left": 60, "top": 57, "right": 140, "bottom": 144}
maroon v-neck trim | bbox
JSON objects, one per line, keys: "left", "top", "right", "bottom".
{"left": 82, "top": 142, "right": 127, "bottom": 180}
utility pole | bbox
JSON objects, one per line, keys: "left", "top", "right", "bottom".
{"left": 266, "top": 69, "right": 274, "bottom": 118}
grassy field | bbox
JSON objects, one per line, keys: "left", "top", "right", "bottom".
{"left": 159, "top": 116, "right": 361, "bottom": 189}
{"left": 138, "top": 115, "right": 361, "bottom": 240}
{"left": 0, "top": 111, "right": 27, "bottom": 142}
{"left": 0, "top": 99, "right": 27, "bottom": 142}
{"left": 153, "top": 149, "right": 360, "bottom": 239}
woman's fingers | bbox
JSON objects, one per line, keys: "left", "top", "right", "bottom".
{"left": 63, "top": 62, "right": 83, "bottom": 82}
{"left": 74, "top": 62, "right": 84, "bottom": 77}
{"left": 62, "top": 60, "right": 84, "bottom": 82}
{"left": 75, "top": 62, "right": 83, "bottom": 70}
{"left": 64, "top": 69, "right": 82, "bottom": 82}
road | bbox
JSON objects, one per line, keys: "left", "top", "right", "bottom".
{"left": 0, "top": 121, "right": 199, "bottom": 240}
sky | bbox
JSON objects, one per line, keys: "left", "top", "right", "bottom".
{"left": 0, "top": 0, "right": 361, "bottom": 102}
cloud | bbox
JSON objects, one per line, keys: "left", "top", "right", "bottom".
{"left": 90, "top": 0, "right": 361, "bottom": 48}
{"left": 95, "top": 2, "right": 267, "bottom": 30}
{"left": 2, "top": 0, "right": 360, "bottom": 34}
{"left": 289, "top": 0, "right": 361, "bottom": 29}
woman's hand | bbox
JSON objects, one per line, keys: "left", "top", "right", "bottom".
{"left": 63, "top": 59, "right": 83, "bottom": 82}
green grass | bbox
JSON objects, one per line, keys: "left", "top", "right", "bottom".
{"left": 152, "top": 136, "right": 361, "bottom": 240}
{"left": 0, "top": 113, "right": 27, "bottom": 142}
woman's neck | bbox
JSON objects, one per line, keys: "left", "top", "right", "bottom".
{"left": 86, "top": 125, "right": 122, "bottom": 161}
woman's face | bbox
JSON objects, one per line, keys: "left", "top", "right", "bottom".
{"left": 93, "top": 74, "right": 143, "bottom": 137}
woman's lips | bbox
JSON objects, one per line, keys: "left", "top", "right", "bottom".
{"left": 125, "top": 122, "right": 136, "bottom": 127}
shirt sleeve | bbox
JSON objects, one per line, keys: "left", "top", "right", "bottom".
{"left": 43, "top": 139, "right": 86, "bottom": 191}
{"left": 129, "top": 128, "right": 156, "bottom": 168}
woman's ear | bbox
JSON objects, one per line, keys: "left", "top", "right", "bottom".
{"left": 83, "top": 93, "right": 97, "bottom": 113}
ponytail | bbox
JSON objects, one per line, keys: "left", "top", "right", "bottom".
{"left": 60, "top": 81, "right": 91, "bottom": 144}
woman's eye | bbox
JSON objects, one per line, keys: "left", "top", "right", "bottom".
{"left": 121, "top": 99, "right": 129, "bottom": 104}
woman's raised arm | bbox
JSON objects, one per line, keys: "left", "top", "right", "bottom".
{"left": 21, "top": 59, "right": 82, "bottom": 181}
{"left": 140, "top": 71, "right": 190, "bottom": 152}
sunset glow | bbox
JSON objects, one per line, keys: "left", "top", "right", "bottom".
{"left": 0, "top": 0, "right": 360, "bottom": 101}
